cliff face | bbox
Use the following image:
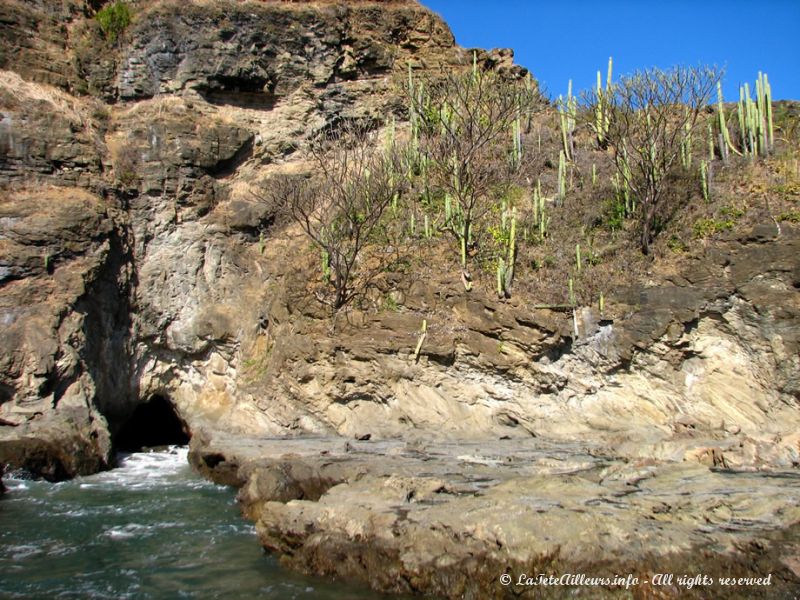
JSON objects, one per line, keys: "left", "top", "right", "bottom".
{"left": 2, "top": 0, "right": 800, "bottom": 595}
{"left": 0, "top": 0, "right": 472, "bottom": 477}
{"left": 0, "top": 0, "right": 798, "bottom": 480}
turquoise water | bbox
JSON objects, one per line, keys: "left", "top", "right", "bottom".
{"left": 0, "top": 447, "right": 381, "bottom": 599}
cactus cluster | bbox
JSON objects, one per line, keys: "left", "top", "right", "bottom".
{"left": 593, "top": 57, "right": 613, "bottom": 148}
{"left": 558, "top": 80, "right": 577, "bottom": 160}
{"left": 496, "top": 203, "right": 517, "bottom": 298}
{"left": 715, "top": 73, "right": 774, "bottom": 160}
{"left": 741, "top": 72, "right": 774, "bottom": 157}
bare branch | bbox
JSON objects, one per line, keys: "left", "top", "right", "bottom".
{"left": 263, "top": 122, "right": 406, "bottom": 309}
{"left": 585, "top": 65, "right": 721, "bottom": 253}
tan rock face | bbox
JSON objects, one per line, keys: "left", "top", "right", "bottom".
{"left": 0, "top": 0, "right": 469, "bottom": 475}
{"left": 0, "top": 1, "right": 799, "bottom": 596}
{"left": 0, "top": 186, "right": 116, "bottom": 479}
{"left": 189, "top": 436, "right": 800, "bottom": 598}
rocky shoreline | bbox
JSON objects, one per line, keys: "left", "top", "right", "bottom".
{"left": 187, "top": 432, "right": 800, "bottom": 599}
{"left": 1, "top": 0, "right": 799, "bottom": 597}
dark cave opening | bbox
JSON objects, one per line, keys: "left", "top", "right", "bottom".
{"left": 114, "top": 395, "right": 190, "bottom": 451}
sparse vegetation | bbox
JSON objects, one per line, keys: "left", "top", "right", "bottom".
{"left": 693, "top": 217, "right": 734, "bottom": 238}
{"left": 408, "top": 60, "right": 542, "bottom": 289}
{"left": 585, "top": 65, "right": 722, "bottom": 254}
{"left": 263, "top": 122, "right": 405, "bottom": 310}
{"left": 95, "top": 1, "right": 132, "bottom": 44}
{"left": 252, "top": 56, "right": 793, "bottom": 316}
{"left": 108, "top": 135, "right": 139, "bottom": 187}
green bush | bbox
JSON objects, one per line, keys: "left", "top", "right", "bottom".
{"left": 692, "top": 217, "right": 734, "bottom": 239}
{"left": 604, "top": 197, "right": 627, "bottom": 232}
{"left": 667, "top": 235, "right": 688, "bottom": 253}
{"left": 96, "top": 1, "right": 132, "bottom": 43}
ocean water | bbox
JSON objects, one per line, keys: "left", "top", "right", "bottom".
{"left": 0, "top": 447, "right": 381, "bottom": 599}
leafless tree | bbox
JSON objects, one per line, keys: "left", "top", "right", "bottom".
{"left": 586, "top": 65, "right": 721, "bottom": 254}
{"left": 409, "top": 65, "right": 542, "bottom": 282}
{"left": 264, "top": 123, "right": 405, "bottom": 309}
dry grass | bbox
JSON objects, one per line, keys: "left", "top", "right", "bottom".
{"left": 266, "top": 99, "right": 800, "bottom": 318}
{"left": 0, "top": 70, "right": 86, "bottom": 122}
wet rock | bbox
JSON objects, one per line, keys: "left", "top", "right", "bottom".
{"left": 195, "top": 435, "right": 800, "bottom": 599}
{"left": 0, "top": 7, "right": 797, "bottom": 599}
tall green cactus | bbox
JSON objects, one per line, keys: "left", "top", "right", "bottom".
{"left": 614, "top": 143, "right": 633, "bottom": 216}
{"left": 558, "top": 80, "right": 577, "bottom": 161}
{"left": 496, "top": 205, "right": 517, "bottom": 298}
{"left": 593, "top": 57, "right": 613, "bottom": 148}
{"left": 737, "top": 85, "right": 747, "bottom": 154}
{"left": 558, "top": 150, "right": 567, "bottom": 205}
{"left": 532, "top": 179, "right": 547, "bottom": 240}
{"left": 764, "top": 73, "right": 774, "bottom": 150}
{"left": 756, "top": 72, "right": 774, "bottom": 154}
{"left": 511, "top": 115, "right": 522, "bottom": 170}
{"left": 681, "top": 111, "right": 693, "bottom": 169}
{"left": 707, "top": 122, "right": 715, "bottom": 161}
{"left": 716, "top": 81, "right": 741, "bottom": 160}
{"left": 700, "top": 160, "right": 709, "bottom": 202}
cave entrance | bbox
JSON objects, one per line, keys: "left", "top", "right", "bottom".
{"left": 115, "top": 395, "right": 190, "bottom": 451}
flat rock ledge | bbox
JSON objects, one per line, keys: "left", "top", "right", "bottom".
{"left": 189, "top": 433, "right": 800, "bottom": 599}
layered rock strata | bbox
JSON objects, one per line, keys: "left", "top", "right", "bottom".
{"left": 0, "top": 1, "right": 799, "bottom": 598}
{"left": 190, "top": 435, "right": 800, "bottom": 599}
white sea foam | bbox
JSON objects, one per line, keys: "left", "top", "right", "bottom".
{"left": 81, "top": 445, "right": 201, "bottom": 490}
{"left": 103, "top": 524, "right": 144, "bottom": 540}
{"left": 3, "top": 480, "right": 30, "bottom": 491}
{"left": 8, "top": 544, "right": 43, "bottom": 560}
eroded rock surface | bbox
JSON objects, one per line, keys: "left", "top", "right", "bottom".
{"left": 0, "top": 0, "right": 473, "bottom": 474}
{"left": 0, "top": 1, "right": 799, "bottom": 597}
{"left": 189, "top": 435, "right": 800, "bottom": 598}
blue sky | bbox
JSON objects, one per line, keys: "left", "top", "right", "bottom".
{"left": 421, "top": 1, "right": 800, "bottom": 101}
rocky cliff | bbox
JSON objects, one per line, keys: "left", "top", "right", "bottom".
{"left": 0, "top": 0, "right": 477, "bottom": 476}
{"left": 1, "top": 0, "right": 799, "bottom": 597}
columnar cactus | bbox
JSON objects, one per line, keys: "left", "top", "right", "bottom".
{"left": 558, "top": 80, "right": 577, "bottom": 160}
{"left": 700, "top": 160, "right": 709, "bottom": 202}
{"left": 593, "top": 57, "right": 613, "bottom": 148}
{"left": 496, "top": 205, "right": 518, "bottom": 298}
{"left": 558, "top": 150, "right": 567, "bottom": 205}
